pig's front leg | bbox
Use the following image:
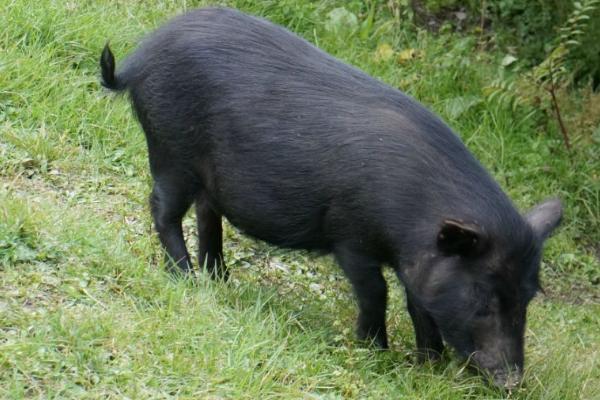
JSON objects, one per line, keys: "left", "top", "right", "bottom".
{"left": 405, "top": 290, "right": 444, "bottom": 362}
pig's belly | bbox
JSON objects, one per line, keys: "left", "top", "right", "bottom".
{"left": 209, "top": 172, "right": 334, "bottom": 251}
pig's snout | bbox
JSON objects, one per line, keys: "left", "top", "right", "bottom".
{"left": 491, "top": 368, "right": 522, "bottom": 391}
{"left": 472, "top": 351, "right": 522, "bottom": 390}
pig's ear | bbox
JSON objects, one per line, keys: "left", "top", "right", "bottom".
{"left": 525, "top": 198, "right": 563, "bottom": 241}
{"left": 437, "top": 219, "right": 487, "bottom": 257}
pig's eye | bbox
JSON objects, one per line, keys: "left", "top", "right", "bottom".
{"left": 474, "top": 294, "right": 499, "bottom": 318}
{"left": 475, "top": 305, "right": 492, "bottom": 318}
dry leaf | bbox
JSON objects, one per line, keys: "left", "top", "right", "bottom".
{"left": 397, "top": 48, "right": 419, "bottom": 63}
{"left": 374, "top": 43, "right": 395, "bottom": 62}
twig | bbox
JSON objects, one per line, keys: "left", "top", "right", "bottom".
{"left": 547, "top": 58, "right": 571, "bottom": 151}
{"left": 548, "top": 87, "right": 571, "bottom": 150}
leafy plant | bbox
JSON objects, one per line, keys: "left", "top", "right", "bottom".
{"left": 487, "top": 0, "right": 600, "bottom": 86}
{"left": 531, "top": 45, "right": 572, "bottom": 150}
{"left": 484, "top": 78, "right": 528, "bottom": 113}
{"left": 485, "top": 0, "right": 600, "bottom": 150}
{"left": 530, "top": 0, "right": 600, "bottom": 150}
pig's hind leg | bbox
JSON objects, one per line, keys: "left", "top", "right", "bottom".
{"left": 150, "top": 177, "right": 196, "bottom": 275}
{"left": 195, "top": 196, "right": 227, "bottom": 280}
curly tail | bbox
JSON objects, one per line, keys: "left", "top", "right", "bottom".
{"left": 100, "top": 43, "right": 126, "bottom": 91}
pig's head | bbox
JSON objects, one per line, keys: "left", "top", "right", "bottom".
{"left": 404, "top": 198, "right": 563, "bottom": 389}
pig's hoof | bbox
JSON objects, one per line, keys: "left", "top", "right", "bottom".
{"left": 209, "top": 267, "right": 229, "bottom": 282}
{"left": 357, "top": 328, "right": 388, "bottom": 349}
{"left": 415, "top": 348, "right": 443, "bottom": 363}
{"left": 167, "top": 265, "right": 196, "bottom": 281}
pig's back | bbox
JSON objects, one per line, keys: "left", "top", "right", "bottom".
{"left": 117, "top": 7, "right": 518, "bottom": 252}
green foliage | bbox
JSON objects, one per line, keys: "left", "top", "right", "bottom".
{"left": 484, "top": 78, "right": 528, "bottom": 113}
{"left": 422, "top": 0, "right": 464, "bottom": 13}
{"left": 486, "top": 0, "right": 572, "bottom": 57}
{"left": 531, "top": 0, "right": 599, "bottom": 87}
{"left": 489, "top": 0, "right": 600, "bottom": 86}
{"left": 409, "top": 0, "right": 600, "bottom": 86}
{"left": 483, "top": 0, "right": 600, "bottom": 150}
{"left": 558, "top": 0, "right": 600, "bottom": 85}
{"left": 417, "top": 0, "right": 484, "bottom": 15}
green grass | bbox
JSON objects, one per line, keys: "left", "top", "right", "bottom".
{"left": 1, "top": 0, "right": 599, "bottom": 398}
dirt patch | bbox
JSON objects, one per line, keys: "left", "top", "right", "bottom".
{"left": 541, "top": 267, "right": 599, "bottom": 305}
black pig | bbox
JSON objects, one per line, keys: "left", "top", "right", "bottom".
{"left": 100, "top": 7, "right": 563, "bottom": 388}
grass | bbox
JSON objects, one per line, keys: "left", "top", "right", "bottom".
{"left": 1, "top": 0, "right": 598, "bottom": 398}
